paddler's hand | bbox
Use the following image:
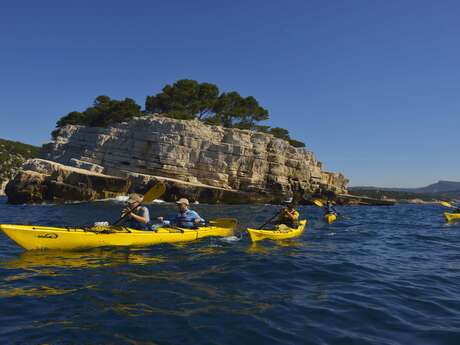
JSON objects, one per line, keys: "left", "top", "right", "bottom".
{"left": 157, "top": 216, "right": 164, "bottom": 223}
{"left": 122, "top": 207, "right": 132, "bottom": 218}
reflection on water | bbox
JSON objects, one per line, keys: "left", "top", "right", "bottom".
{"left": 0, "top": 285, "right": 80, "bottom": 298}
{"left": 1, "top": 249, "right": 166, "bottom": 271}
{"left": 246, "top": 239, "right": 308, "bottom": 255}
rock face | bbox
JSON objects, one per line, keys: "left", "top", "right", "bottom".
{"left": 7, "top": 115, "right": 348, "bottom": 203}
{"left": 6, "top": 159, "right": 130, "bottom": 203}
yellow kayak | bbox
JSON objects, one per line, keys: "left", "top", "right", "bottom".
{"left": 0, "top": 218, "right": 237, "bottom": 251}
{"left": 247, "top": 220, "right": 307, "bottom": 242}
{"left": 444, "top": 213, "right": 460, "bottom": 222}
{"left": 324, "top": 213, "right": 337, "bottom": 224}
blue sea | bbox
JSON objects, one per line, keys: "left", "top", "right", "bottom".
{"left": 0, "top": 196, "right": 459, "bottom": 344}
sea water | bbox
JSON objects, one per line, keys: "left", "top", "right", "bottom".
{"left": 0, "top": 196, "right": 459, "bottom": 344}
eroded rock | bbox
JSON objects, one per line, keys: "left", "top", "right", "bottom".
{"left": 8, "top": 115, "right": 348, "bottom": 203}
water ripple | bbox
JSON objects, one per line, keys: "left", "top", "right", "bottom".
{"left": 0, "top": 199, "right": 459, "bottom": 344}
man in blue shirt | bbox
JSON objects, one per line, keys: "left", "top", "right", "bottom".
{"left": 158, "top": 198, "right": 205, "bottom": 228}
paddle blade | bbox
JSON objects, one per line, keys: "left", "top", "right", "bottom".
{"left": 313, "top": 199, "right": 324, "bottom": 207}
{"left": 142, "top": 182, "right": 166, "bottom": 203}
{"left": 208, "top": 218, "right": 238, "bottom": 230}
{"left": 440, "top": 201, "right": 454, "bottom": 208}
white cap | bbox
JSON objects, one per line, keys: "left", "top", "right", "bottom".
{"left": 176, "top": 198, "right": 190, "bottom": 206}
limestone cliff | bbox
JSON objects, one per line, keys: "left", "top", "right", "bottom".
{"left": 7, "top": 115, "right": 348, "bottom": 203}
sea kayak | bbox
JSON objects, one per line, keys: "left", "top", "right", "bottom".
{"left": 247, "top": 220, "right": 307, "bottom": 242}
{"left": 324, "top": 213, "right": 337, "bottom": 224}
{"left": 0, "top": 218, "right": 237, "bottom": 251}
{"left": 444, "top": 213, "right": 460, "bottom": 222}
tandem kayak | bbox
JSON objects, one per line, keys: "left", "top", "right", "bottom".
{"left": 444, "top": 213, "right": 460, "bottom": 222}
{"left": 247, "top": 220, "right": 307, "bottom": 242}
{"left": 324, "top": 213, "right": 337, "bottom": 224}
{"left": 0, "top": 218, "right": 237, "bottom": 251}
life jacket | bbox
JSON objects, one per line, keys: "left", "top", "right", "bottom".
{"left": 173, "top": 209, "right": 204, "bottom": 228}
{"left": 124, "top": 206, "right": 150, "bottom": 230}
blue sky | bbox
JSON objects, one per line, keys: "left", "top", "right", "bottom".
{"left": 0, "top": 0, "right": 459, "bottom": 187}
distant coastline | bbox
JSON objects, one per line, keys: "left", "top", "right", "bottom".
{"left": 349, "top": 181, "right": 460, "bottom": 203}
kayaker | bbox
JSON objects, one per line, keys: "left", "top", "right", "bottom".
{"left": 122, "top": 193, "right": 151, "bottom": 230}
{"left": 273, "top": 198, "right": 300, "bottom": 228}
{"left": 324, "top": 200, "right": 337, "bottom": 215}
{"left": 157, "top": 198, "right": 205, "bottom": 229}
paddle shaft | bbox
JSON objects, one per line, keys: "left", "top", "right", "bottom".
{"left": 113, "top": 182, "right": 166, "bottom": 226}
{"left": 113, "top": 203, "right": 143, "bottom": 226}
{"left": 258, "top": 211, "right": 281, "bottom": 229}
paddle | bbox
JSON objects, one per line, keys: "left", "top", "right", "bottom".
{"left": 440, "top": 201, "right": 455, "bottom": 208}
{"left": 257, "top": 211, "right": 281, "bottom": 229}
{"left": 313, "top": 199, "right": 324, "bottom": 207}
{"left": 113, "top": 181, "right": 166, "bottom": 226}
{"left": 313, "top": 198, "right": 350, "bottom": 219}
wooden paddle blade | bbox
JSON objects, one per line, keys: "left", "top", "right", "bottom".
{"left": 313, "top": 199, "right": 324, "bottom": 207}
{"left": 208, "top": 218, "right": 238, "bottom": 229}
{"left": 142, "top": 182, "right": 166, "bottom": 203}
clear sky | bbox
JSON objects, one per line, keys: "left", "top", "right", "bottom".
{"left": 0, "top": 0, "right": 459, "bottom": 187}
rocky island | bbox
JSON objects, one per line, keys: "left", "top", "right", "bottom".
{"left": 5, "top": 79, "right": 348, "bottom": 204}
{"left": 7, "top": 115, "right": 347, "bottom": 204}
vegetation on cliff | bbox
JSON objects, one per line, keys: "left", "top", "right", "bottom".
{"left": 52, "top": 96, "right": 142, "bottom": 138}
{"left": 0, "top": 138, "right": 39, "bottom": 187}
{"left": 53, "top": 80, "right": 305, "bottom": 147}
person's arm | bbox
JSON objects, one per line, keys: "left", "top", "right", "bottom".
{"left": 287, "top": 210, "right": 299, "bottom": 221}
{"left": 157, "top": 214, "right": 175, "bottom": 224}
{"left": 277, "top": 208, "right": 286, "bottom": 220}
{"left": 129, "top": 207, "right": 149, "bottom": 224}
{"left": 191, "top": 211, "right": 205, "bottom": 224}
{"left": 283, "top": 209, "right": 296, "bottom": 221}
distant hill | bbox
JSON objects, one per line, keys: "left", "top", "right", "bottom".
{"left": 349, "top": 180, "right": 460, "bottom": 201}
{"left": 0, "top": 138, "right": 40, "bottom": 193}
{"left": 409, "top": 181, "right": 460, "bottom": 194}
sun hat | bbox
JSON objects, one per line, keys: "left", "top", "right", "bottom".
{"left": 127, "top": 193, "right": 143, "bottom": 203}
{"left": 282, "top": 197, "right": 294, "bottom": 204}
{"left": 176, "top": 198, "right": 190, "bottom": 206}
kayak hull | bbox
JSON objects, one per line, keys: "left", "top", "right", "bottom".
{"left": 247, "top": 220, "right": 307, "bottom": 242}
{"left": 444, "top": 213, "right": 460, "bottom": 222}
{"left": 0, "top": 219, "right": 236, "bottom": 251}
{"left": 324, "top": 213, "right": 337, "bottom": 224}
